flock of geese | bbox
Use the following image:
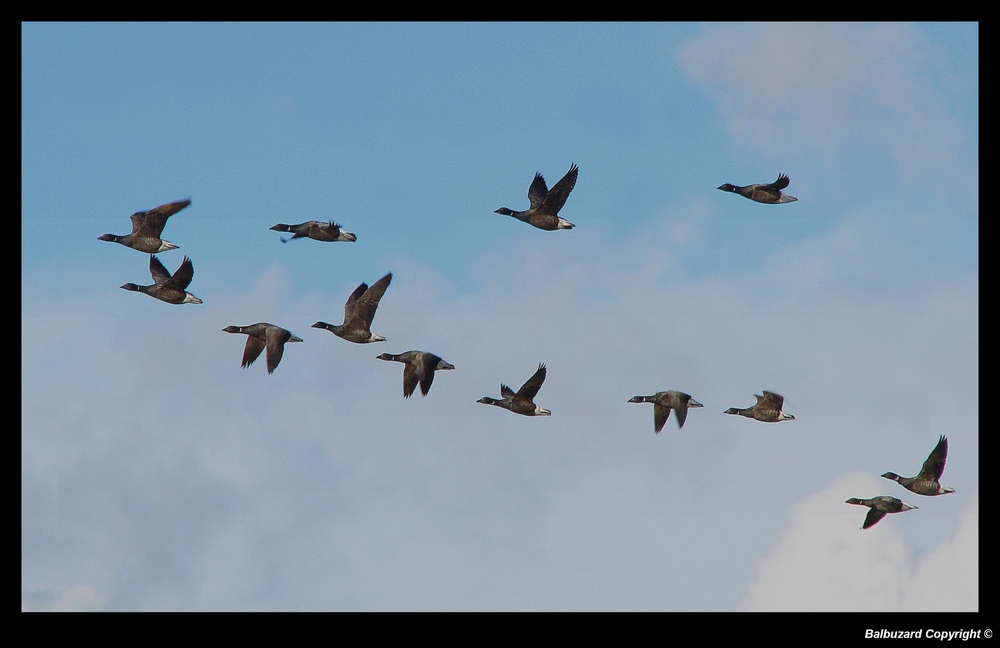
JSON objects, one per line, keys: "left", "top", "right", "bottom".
{"left": 98, "top": 167, "right": 955, "bottom": 530}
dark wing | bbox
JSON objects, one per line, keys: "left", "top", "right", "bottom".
{"left": 265, "top": 327, "right": 292, "bottom": 374}
{"left": 402, "top": 362, "right": 420, "bottom": 398}
{"left": 129, "top": 212, "right": 146, "bottom": 234}
{"left": 136, "top": 198, "right": 191, "bottom": 237}
{"left": 324, "top": 221, "right": 346, "bottom": 239}
{"left": 351, "top": 272, "right": 392, "bottom": 327}
{"left": 917, "top": 435, "right": 949, "bottom": 482}
{"left": 163, "top": 256, "right": 195, "bottom": 290}
{"left": 883, "top": 497, "right": 904, "bottom": 512}
{"left": 761, "top": 391, "right": 785, "bottom": 410}
{"left": 767, "top": 174, "right": 791, "bottom": 191}
{"left": 527, "top": 173, "right": 549, "bottom": 209}
{"left": 344, "top": 282, "right": 369, "bottom": 322}
{"left": 515, "top": 363, "right": 547, "bottom": 401}
{"left": 306, "top": 222, "right": 338, "bottom": 242}
{"left": 242, "top": 336, "right": 266, "bottom": 369}
{"left": 148, "top": 255, "right": 172, "bottom": 285}
{"left": 500, "top": 384, "right": 516, "bottom": 399}
{"left": 674, "top": 402, "right": 689, "bottom": 429}
{"left": 862, "top": 507, "right": 887, "bottom": 529}
{"left": 653, "top": 404, "right": 671, "bottom": 433}
{"left": 308, "top": 222, "right": 336, "bottom": 242}
{"left": 757, "top": 186, "right": 782, "bottom": 201}
{"left": 542, "top": 164, "right": 578, "bottom": 212}
{"left": 418, "top": 353, "right": 441, "bottom": 396}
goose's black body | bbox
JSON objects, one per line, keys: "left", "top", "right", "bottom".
{"left": 99, "top": 198, "right": 191, "bottom": 253}
{"left": 478, "top": 363, "right": 551, "bottom": 416}
{"left": 717, "top": 174, "right": 797, "bottom": 204}
{"left": 724, "top": 391, "right": 794, "bottom": 422}
{"left": 882, "top": 436, "right": 955, "bottom": 496}
{"left": 270, "top": 221, "right": 357, "bottom": 244}
{"left": 312, "top": 273, "right": 392, "bottom": 344}
{"left": 495, "top": 164, "right": 578, "bottom": 230}
{"left": 121, "top": 255, "right": 202, "bottom": 305}
{"left": 628, "top": 390, "right": 703, "bottom": 432}
{"left": 223, "top": 323, "right": 302, "bottom": 374}
{"left": 845, "top": 496, "right": 917, "bottom": 529}
{"left": 377, "top": 351, "right": 455, "bottom": 398}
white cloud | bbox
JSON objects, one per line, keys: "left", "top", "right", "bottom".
{"left": 677, "top": 23, "right": 973, "bottom": 190}
{"left": 739, "top": 473, "right": 978, "bottom": 611}
{"left": 22, "top": 582, "right": 109, "bottom": 612}
{"left": 901, "top": 492, "right": 979, "bottom": 612}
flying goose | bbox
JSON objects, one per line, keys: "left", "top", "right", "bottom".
{"left": 845, "top": 496, "right": 917, "bottom": 529}
{"left": 724, "top": 391, "right": 795, "bottom": 422}
{"left": 377, "top": 351, "right": 455, "bottom": 398}
{"left": 270, "top": 221, "right": 357, "bottom": 244}
{"left": 717, "top": 174, "right": 797, "bottom": 204}
{"left": 120, "top": 255, "right": 202, "bottom": 305}
{"left": 495, "top": 164, "right": 578, "bottom": 230}
{"left": 628, "top": 391, "right": 703, "bottom": 432}
{"left": 882, "top": 435, "right": 956, "bottom": 496}
{"left": 99, "top": 198, "right": 191, "bottom": 252}
{"left": 312, "top": 272, "right": 392, "bottom": 343}
{"left": 222, "top": 323, "right": 302, "bottom": 374}
{"left": 478, "top": 363, "right": 551, "bottom": 416}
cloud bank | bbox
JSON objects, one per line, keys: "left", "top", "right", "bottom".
{"left": 740, "top": 473, "right": 978, "bottom": 611}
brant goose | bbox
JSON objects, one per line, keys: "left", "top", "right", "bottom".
{"left": 270, "top": 221, "right": 357, "bottom": 244}
{"left": 882, "top": 435, "right": 956, "bottom": 496}
{"left": 724, "top": 391, "right": 794, "bottom": 422}
{"left": 495, "top": 164, "right": 578, "bottom": 230}
{"left": 312, "top": 272, "right": 392, "bottom": 343}
{"left": 222, "top": 323, "right": 302, "bottom": 374}
{"left": 478, "top": 363, "right": 551, "bottom": 416}
{"left": 120, "top": 255, "right": 202, "bottom": 305}
{"left": 628, "top": 391, "right": 703, "bottom": 432}
{"left": 845, "top": 496, "right": 917, "bottom": 529}
{"left": 99, "top": 198, "right": 191, "bottom": 252}
{"left": 377, "top": 351, "right": 455, "bottom": 398}
{"left": 717, "top": 174, "right": 797, "bottom": 204}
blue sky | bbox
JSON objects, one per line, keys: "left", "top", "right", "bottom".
{"left": 22, "top": 22, "right": 978, "bottom": 612}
